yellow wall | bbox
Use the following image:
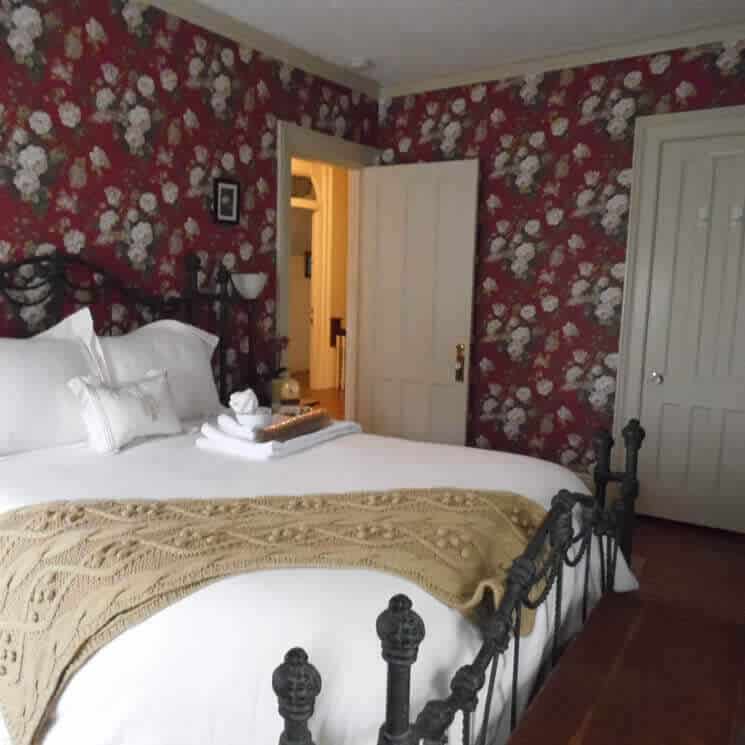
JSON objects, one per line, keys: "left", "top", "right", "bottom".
{"left": 291, "top": 158, "right": 349, "bottom": 389}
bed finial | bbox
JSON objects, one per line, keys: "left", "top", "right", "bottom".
{"left": 592, "top": 428, "right": 614, "bottom": 509}
{"left": 377, "top": 594, "right": 425, "bottom": 745}
{"left": 620, "top": 418, "right": 646, "bottom": 559}
{"left": 184, "top": 254, "right": 201, "bottom": 324}
{"left": 272, "top": 647, "right": 322, "bottom": 745}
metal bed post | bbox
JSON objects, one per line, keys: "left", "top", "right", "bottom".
{"left": 592, "top": 419, "right": 645, "bottom": 562}
{"left": 376, "top": 595, "right": 426, "bottom": 745}
{"left": 184, "top": 253, "right": 200, "bottom": 325}
{"left": 273, "top": 648, "right": 322, "bottom": 745}
{"left": 592, "top": 429, "right": 614, "bottom": 509}
{"left": 216, "top": 264, "right": 230, "bottom": 404}
{"left": 620, "top": 419, "right": 645, "bottom": 559}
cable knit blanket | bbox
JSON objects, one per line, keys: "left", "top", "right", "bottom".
{"left": 0, "top": 488, "right": 546, "bottom": 745}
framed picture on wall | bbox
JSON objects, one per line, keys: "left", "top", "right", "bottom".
{"left": 213, "top": 178, "right": 241, "bottom": 225}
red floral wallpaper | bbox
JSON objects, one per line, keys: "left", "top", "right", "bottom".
{"left": 378, "top": 40, "right": 745, "bottom": 467}
{"left": 1, "top": 2, "right": 744, "bottom": 469}
{"left": 0, "top": 0, "right": 376, "bottom": 386}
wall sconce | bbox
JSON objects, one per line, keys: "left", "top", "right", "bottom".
{"left": 231, "top": 272, "right": 268, "bottom": 300}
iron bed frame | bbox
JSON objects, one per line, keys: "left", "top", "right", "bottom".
{"left": 0, "top": 253, "right": 646, "bottom": 745}
{"left": 0, "top": 252, "right": 253, "bottom": 403}
{"left": 271, "top": 423, "right": 645, "bottom": 745}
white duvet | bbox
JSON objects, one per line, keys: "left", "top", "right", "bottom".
{"left": 0, "top": 428, "right": 636, "bottom": 745}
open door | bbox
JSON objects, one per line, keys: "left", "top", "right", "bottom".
{"left": 353, "top": 159, "right": 479, "bottom": 445}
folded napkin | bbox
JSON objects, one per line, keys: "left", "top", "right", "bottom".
{"left": 197, "top": 420, "right": 362, "bottom": 461}
{"left": 229, "top": 388, "right": 259, "bottom": 415}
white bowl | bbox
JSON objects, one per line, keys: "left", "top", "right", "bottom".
{"left": 236, "top": 408, "right": 273, "bottom": 430}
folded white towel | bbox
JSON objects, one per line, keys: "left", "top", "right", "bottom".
{"left": 216, "top": 414, "right": 260, "bottom": 441}
{"left": 197, "top": 420, "right": 362, "bottom": 461}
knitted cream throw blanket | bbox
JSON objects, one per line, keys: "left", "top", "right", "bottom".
{"left": 0, "top": 488, "right": 546, "bottom": 745}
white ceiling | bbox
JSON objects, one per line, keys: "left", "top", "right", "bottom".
{"left": 196, "top": 0, "right": 745, "bottom": 88}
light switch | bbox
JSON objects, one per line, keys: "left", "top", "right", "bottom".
{"left": 731, "top": 205, "right": 744, "bottom": 223}
{"left": 697, "top": 206, "right": 710, "bottom": 223}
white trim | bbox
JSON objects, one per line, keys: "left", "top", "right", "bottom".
{"left": 146, "top": 0, "right": 379, "bottom": 99}
{"left": 142, "top": 2, "right": 744, "bottom": 101}
{"left": 277, "top": 122, "right": 379, "bottom": 415}
{"left": 382, "top": 20, "right": 745, "bottom": 98}
{"left": 614, "top": 105, "right": 745, "bottom": 456}
{"left": 345, "top": 171, "right": 362, "bottom": 421}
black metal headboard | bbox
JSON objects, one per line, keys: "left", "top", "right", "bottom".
{"left": 0, "top": 252, "right": 254, "bottom": 403}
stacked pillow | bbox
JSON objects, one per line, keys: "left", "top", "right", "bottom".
{"left": 0, "top": 309, "right": 222, "bottom": 456}
{"left": 94, "top": 320, "right": 221, "bottom": 422}
{"left": 0, "top": 309, "right": 104, "bottom": 455}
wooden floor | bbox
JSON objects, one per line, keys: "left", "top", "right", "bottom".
{"left": 295, "top": 371, "right": 345, "bottom": 420}
{"left": 511, "top": 516, "right": 745, "bottom": 744}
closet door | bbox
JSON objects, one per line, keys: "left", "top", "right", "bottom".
{"left": 354, "top": 160, "right": 478, "bottom": 445}
{"left": 621, "top": 109, "right": 745, "bottom": 532}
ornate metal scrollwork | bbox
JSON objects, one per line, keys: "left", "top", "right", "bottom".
{"left": 272, "top": 420, "right": 646, "bottom": 745}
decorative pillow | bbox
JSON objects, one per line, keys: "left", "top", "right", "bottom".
{"left": 94, "top": 320, "right": 221, "bottom": 421}
{"left": 68, "top": 370, "right": 183, "bottom": 454}
{"left": 0, "top": 308, "right": 103, "bottom": 455}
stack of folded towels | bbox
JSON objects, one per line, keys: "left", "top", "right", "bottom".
{"left": 196, "top": 388, "right": 361, "bottom": 461}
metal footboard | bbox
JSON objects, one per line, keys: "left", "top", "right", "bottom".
{"left": 272, "top": 420, "right": 646, "bottom": 745}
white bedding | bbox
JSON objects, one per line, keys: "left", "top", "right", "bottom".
{"left": 0, "top": 428, "right": 637, "bottom": 745}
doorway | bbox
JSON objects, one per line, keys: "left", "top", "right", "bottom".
{"left": 276, "top": 122, "right": 379, "bottom": 420}
{"left": 288, "top": 158, "right": 348, "bottom": 420}
{"left": 276, "top": 123, "right": 480, "bottom": 443}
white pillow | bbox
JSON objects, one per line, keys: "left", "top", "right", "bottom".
{"left": 0, "top": 308, "right": 103, "bottom": 455}
{"left": 95, "top": 320, "right": 221, "bottom": 421}
{"left": 68, "top": 370, "right": 183, "bottom": 454}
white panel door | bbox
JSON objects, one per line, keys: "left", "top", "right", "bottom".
{"left": 632, "top": 129, "right": 745, "bottom": 531}
{"left": 355, "top": 160, "right": 478, "bottom": 445}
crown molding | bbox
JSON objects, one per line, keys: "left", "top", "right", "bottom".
{"left": 144, "top": 0, "right": 380, "bottom": 99}
{"left": 381, "top": 19, "right": 745, "bottom": 99}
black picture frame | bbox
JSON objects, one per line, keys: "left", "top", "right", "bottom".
{"left": 213, "top": 178, "right": 241, "bottom": 225}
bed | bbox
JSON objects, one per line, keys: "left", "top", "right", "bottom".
{"left": 0, "top": 254, "right": 644, "bottom": 745}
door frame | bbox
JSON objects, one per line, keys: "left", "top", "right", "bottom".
{"left": 288, "top": 159, "right": 320, "bottom": 385}
{"left": 614, "top": 105, "right": 745, "bottom": 452}
{"left": 276, "top": 121, "right": 379, "bottom": 416}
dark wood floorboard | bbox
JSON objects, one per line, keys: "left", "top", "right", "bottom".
{"left": 510, "top": 516, "right": 745, "bottom": 745}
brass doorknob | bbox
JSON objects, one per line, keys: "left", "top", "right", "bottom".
{"left": 455, "top": 344, "right": 465, "bottom": 383}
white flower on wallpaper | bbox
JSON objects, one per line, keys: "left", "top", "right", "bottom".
{"left": 490, "top": 129, "right": 551, "bottom": 193}
{"left": 559, "top": 349, "right": 618, "bottom": 415}
{"left": 486, "top": 216, "right": 552, "bottom": 280}
{"left": 482, "top": 300, "right": 541, "bottom": 363}
{"left": 0, "top": 114, "right": 65, "bottom": 212}
{"left": 118, "top": 0, "right": 152, "bottom": 39}
{"left": 519, "top": 73, "right": 544, "bottom": 106}
{"left": 2, "top": 3, "right": 46, "bottom": 72}
{"left": 478, "top": 382, "right": 539, "bottom": 441}
{"left": 571, "top": 168, "right": 631, "bottom": 238}
{"left": 28, "top": 110, "right": 52, "bottom": 136}
{"left": 578, "top": 73, "right": 657, "bottom": 140}
{"left": 90, "top": 188, "right": 165, "bottom": 271}
{"left": 716, "top": 41, "right": 745, "bottom": 75}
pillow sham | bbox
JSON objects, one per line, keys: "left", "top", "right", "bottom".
{"left": 68, "top": 369, "right": 183, "bottom": 454}
{"left": 0, "top": 308, "right": 102, "bottom": 455}
{"left": 95, "top": 320, "right": 221, "bottom": 421}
